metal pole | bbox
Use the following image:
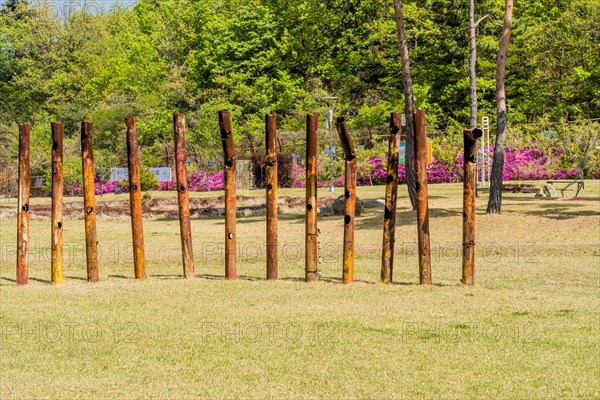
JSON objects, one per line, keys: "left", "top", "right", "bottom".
{"left": 481, "top": 123, "right": 486, "bottom": 187}
{"left": 463, "top": 127, "right": 482, "bottom": 285}
{"left": 335, "top": 117, "right": 357, "bottom": 284}
{"left": 81, "top": 121, "right": 99, "bottom": 282}
{"left": 174, "top": 114, "right": 195, "bottom": 279}
{"left": 125, "top": 116, "right": 146, "bottom": 280}
{"left": 414, "top": 109, "right": 432, "bottom": 285}
{"left": 265, "top": 113, "right": 278, "bottom": 280}
{"left": 305, "top": 114, "right": 319, "bottom": 282}
{"left": 16, "top": 122, "right": 30, "bottom": 286}
{"left": 219, "top": 110, "right": 237, "bottom": 280}
{"left": 51, "top": 122, "right": 64, "bottom": 284}
{"left": 381, "top": 113, "right": 401, "bottom": 284}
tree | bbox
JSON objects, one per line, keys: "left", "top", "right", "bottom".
{"left": 393, "top": 0, "right": 416, "bottom": 209}
{"left": 487, "top": 0, "right": 513, "bottom": 214}
{"left": 468, "top": 0, "right": 495, "bottom": 129}
{"left": 469, "top": 0, "right": 478, "bottom": 129}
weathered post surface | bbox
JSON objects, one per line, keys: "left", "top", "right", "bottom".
{"left": 463, "top": 127, "right": 483, "bottom": 285}
{"left": 81, "top": 121, "right": 99, "bottom": 282}
{"left": 125, "top": 116, "right": 146, "bottom": 280}
{"left": 414, "top": 109, "right": 432, "bottom": 285}
{"left": 16, "top": 123, "right": 30, "bottom": 286}
{"left": 219, "top": 110, "right": 237, "bottom": 280}
{"left": 51, "top": 122, "right": 64, "bottom": 284}
{"left": 381, "top": 113, "right": 401, "bottom": 284}
{"left": 174, "top": 114, "right": 195, "bottom": 278}
{"left": 265, "top": 113, "right": 278, "bottom": 280}
{"left": 305, "top": 114, "right": 319, "bottom": 282}
{"left": 335, "top": 117, "right": 357, "bottom": 284}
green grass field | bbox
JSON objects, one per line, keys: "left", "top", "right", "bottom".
{"left": 1, "top": 182, "right": 599, "bottom": 399}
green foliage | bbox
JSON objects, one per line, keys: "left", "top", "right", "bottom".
{"left": 0, "top": 0, "right": 598, "bottom": 172}
{"left": 139, "top": 165, "right": 159, "bottom": 191}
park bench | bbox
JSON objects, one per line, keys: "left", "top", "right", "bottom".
{"left": 546, "top": 179, "right": 585, "bottom": 198}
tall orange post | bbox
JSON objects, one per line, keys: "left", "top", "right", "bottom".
{"left": 81, "top": 122, "right": 99, "bottom": 282}
{"left": 463, "top": 127, "right": 483, "bottom": 285}
{"left": 125, "top": 116, "right": 146, "bottom": 280}
{"left": 335, "top": 117, "right": 357, "bottom": 284}
{"left": 265, "top": 113, "right": 278, "bottom": 280}
{"left": 381, "top": 113, "right": 401, "bottom": 284}
{"left": 414, "top": 109, "right": 432, "bottom": 285}
{"left": 51, "top": 122, "right": 64, "bottom": 284}
{"left": 16, "top": 123, "right": 30, "bottom": 286}
{"left": 219, "top": 110, "right": 237, "bottom": 280}
{"left": 174, "top": 114, "right": 195, "bottom": 278}
{"left": 305, "top": 114, "right": 319, "bottom": 282}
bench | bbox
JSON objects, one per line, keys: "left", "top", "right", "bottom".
{"left": 546, "top": 179, "right": 584, "bottom": 198}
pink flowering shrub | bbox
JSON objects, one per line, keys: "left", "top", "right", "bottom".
{"left": 69, "top": 144, "right": 594, "bottom": 195}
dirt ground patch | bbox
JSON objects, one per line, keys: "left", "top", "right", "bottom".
{"left": 0, "top": 194, "right": 335, "bottom": 220}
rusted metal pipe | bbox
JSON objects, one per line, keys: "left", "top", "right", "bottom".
{"left": 125, "top": 116, "right": 146, "bottom": 280}
{"left": 265, "top": 113, "right": 278, "bottom": 280}
{"left": 381, "top": 113, "right": 401, "bottom": 284}
{"left": 335, "top": 117, "right": 357, "bottom": 284}
{"left": 305, "top": 114, "right": 319, "bottom": 282}
{"left": 174, "top": 114, "right": 195, "bottom": 279}
{"left": 463, "top": 127, "right": 483, "bottom": 285}
{"left": 51, "top": 122, "right": 64, "bottom": 284}
{"left": 414, "top": 109, "right": 432, "bottom": 285}
{"left": 16, "top": 123, "right": 30, "bottom": 286}
{"left": 81, "top": 122, "right": 99, "bottom": 282}
{"left": 219, "top": 110, "right": 237, "bottom": 280}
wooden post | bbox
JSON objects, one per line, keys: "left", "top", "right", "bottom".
{"left": 335, "top": 117, "right": 357, "bottom": 284}
{"left": 414, "top": 109, "right": 432, "bottom": 285}
{"left": 381, "top": 113, "right": 401, "bottom": 284}
{"left": 51, "top": 122, "right": 64, "bottom": 284}
{"left": 81, "top": 122, "right": 99, "bottom": 282}
{"left": 219, "top": 110, "right": 236, "bottom": 280}
{"left": 463, "top": 127, "right": 482, "bottom": 285}
{"left": 16, "top": 123, "right": 30, "bottom": 286}
{"left": 125, "top": 116, "right": 146, "bottom": 280}
{"left": 305, "top": 114, "right": 319, "bottom": 282}
{"left": 174, "top": 114, "right": 195, "bottom": 278}
{"left": 265, "top": 113, "right": 278, "bottom": 280}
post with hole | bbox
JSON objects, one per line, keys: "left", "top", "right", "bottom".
{"left": 219, "top": 110, "right": 237, "bottom": 280}
{"left": 265, "top": 113, "right": 278, "bottom": 280}
{"left": 174, "top": 114, "right": 195, "bottom": 278}
{"left": 16, "top": 122, "right": 31, "bottom": 286}
{"left": 305, "top": 114, "right": 319, "bottom": 282}
{"left": 81, "top": 121, "right": 99, "bottom": 282}
{"left": 463, "top": 127, "right": 483, "bottom": 285}
{"left": 51, "top": 122, "right": 64, "bottom": 284}
{"left": 381, "top": 113, "right": 401, "bottom": 284}
{"left": 414, "top": 109, "right": 432, "bottom": 285}
{"left": 335, "top": 117, "right": 357, "bottom": 284}
{"left": 125, "top": 116, "right": 146, "bottom": 280}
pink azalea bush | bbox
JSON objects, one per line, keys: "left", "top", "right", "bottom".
{"left": 70, "top": 145, "right": 593, "bottom": 194}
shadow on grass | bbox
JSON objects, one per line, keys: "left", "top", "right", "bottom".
{"left": 503, "top": 201, "right": 599, "bottom": 219}
{"left": 0, "top": 276, "right": 53, "bottom": 285}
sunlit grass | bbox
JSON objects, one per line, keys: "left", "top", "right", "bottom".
{"left": 0, "top": 182, "right": 598, "bottom": 399}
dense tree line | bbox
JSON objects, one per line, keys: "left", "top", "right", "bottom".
{"left": 0, "top": 0, "right": 598, "bottom": 171}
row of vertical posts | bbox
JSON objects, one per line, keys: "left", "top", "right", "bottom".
{"left": 14, "top": 110, "right": 480, "bottom": 286}
{"left": 15, "top": 117, "right": 190, "bottom": 284}
{"left": 379, "top": 109, "right": 481, "bottom": 285}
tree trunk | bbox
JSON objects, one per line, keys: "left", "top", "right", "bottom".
{"left": 487, "top": 0, "right": 513, "bottom": 214}
{"left": 393, "top": 0, "right": 417, "bottom": 209}
{"left": 578, "top": 129, "right": 600, "bottom": 178}
{"left": 469, "top": 0, "right": 478, "bottom": 129}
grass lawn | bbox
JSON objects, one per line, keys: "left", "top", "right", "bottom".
{"left": 1, "top": 182, "right": 599, "bottom": 399}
